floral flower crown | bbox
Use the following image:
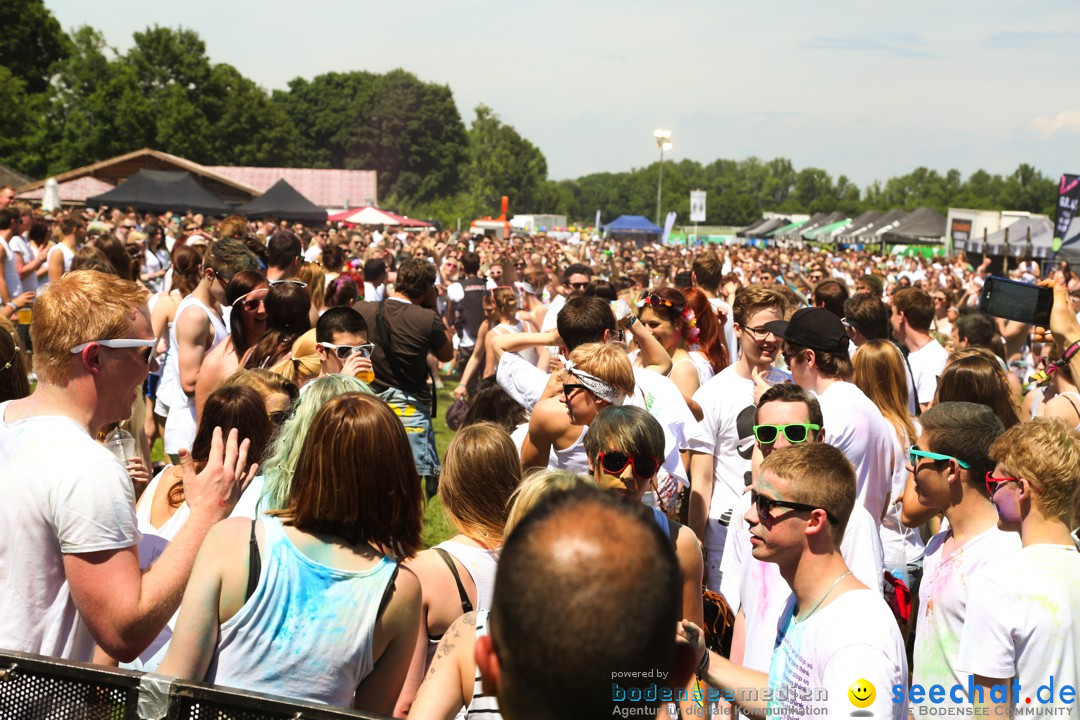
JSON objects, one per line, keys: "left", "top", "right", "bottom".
{"left": 682, "top": 306, "right": 700, "bottom": 344}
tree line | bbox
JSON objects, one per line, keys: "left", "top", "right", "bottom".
{"left": 0, "top": 1, "right": 1058, "bottom": 228}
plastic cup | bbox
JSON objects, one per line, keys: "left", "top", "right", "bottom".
{"left": 357, "top": 369, "right": 375, "bottom": 384}
{"left": 17, "top": 307, "right": 31, "bottom": 325}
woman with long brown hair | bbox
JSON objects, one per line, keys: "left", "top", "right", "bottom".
{"left": 243, "top": 281, "right": 311, "bottom": 370}
{"left": 395, "top": 422, "right": 523, "bottom": 716}
{"left": 681, "top": 285, "right": 729, "bottom": 379}
{"left": 158, "top": 393, "right": 423, "bottom": 713}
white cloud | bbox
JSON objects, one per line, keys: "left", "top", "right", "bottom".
{"left": 1032, "top": 111, "right": 1080, "bottom": 138}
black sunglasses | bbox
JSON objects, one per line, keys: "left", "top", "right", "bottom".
{"left": 751, "top": 490, "right": 838, "bottom": 525}
{"left": 562, "top": 383, "right": 588, "bottom": 398}
{"left": 598, "top": 450, "right": 660, "bottom": 480}
{"left": 268, "top": 410, "right": 292, "bottom": 426}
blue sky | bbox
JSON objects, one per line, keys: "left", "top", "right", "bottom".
{"left": 46, "top": 1, "right": 1080, "bottom": 187}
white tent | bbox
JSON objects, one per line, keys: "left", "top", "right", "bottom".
{"left": 328, "top": 206, "right": 400, "bottom": 226}
{"left": 966, "top": 217, "right": 1054, "bottom": 258}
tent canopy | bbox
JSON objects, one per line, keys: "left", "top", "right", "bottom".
{"left": 604, "top": 215, "right": 662, "bottom": 234}
{"left": 766, "top": 219, "right": 807, "bottom": 236}
{"left": 803, "top": 218, "right": 852, "bottom": 241}
{"left": 85, "top": 169, "right": 232, "bottom": 215}
{"left": 236, "top": 179, "right": 327, "bottom": 223}
{"left": 328, "top": 206, "right": 433, "bottom": 227}
{"left": 846, "top": 208, "right": 908, "bottom": 241}
{"left": 743, "top": 218, "right": 789, "bottom": 238}
{"left": 880, "top": 207, "right": 947, "bottom": 244}
{"left": 968, "top": 217, "right": 1055, "bottom": 258}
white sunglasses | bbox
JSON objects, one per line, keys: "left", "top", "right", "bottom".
{"left": 70, "top": 338, "right": 157, "bottom": 365}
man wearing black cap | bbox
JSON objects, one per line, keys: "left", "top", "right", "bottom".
{"left": 765, "top": 307, "right": 900, "bottom": 527}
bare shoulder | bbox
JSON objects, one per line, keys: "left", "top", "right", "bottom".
{"left": 674, "top": 521, "right": 704, "bottom": 558}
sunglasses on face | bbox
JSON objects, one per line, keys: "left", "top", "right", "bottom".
{"left": 908, "top": 447, "right": 971, "bottom": 469}
{"left": 319, "top": 341, "right": 374, "bottom": 360}
{"left": 232, "top": 289, "right": 268, "bottom": 312}
{"left": 752, "top": 423, "right": 820, "bottom": 445}
{"left": 734, "top": 322, "right": 774, "bottom": 340}
{"left": 69, "top": 338, "right": 157, "bottom": 367}
{"left": 268, "top": 409, "right": 292, "bottom": 426}
{"left": 562, "top": 383, "right": 588, "bottom": 399}
{"left": 751, "top": 489, "right": 839, "bottom": 525}
{"left": 598, "top": 450, "right": 660, "bottom": 480}
{"left": 569, "top": 281, "right": 589, "bottom": 290}
{"left": 984, "top": 471, "right": 1040, "bottom": 497}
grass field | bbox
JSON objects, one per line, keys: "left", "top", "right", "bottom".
{"left": 152, "top": 378, "right": 462, "bottom": 549}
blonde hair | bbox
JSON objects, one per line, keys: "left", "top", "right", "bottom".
{"left": 32, "top": 270, "right": 150, "bottom": 386}
{"left": 760, "top": 443, "right": 856, "bottom": 546}
{"left": 504, "top": 469, "right": 596, "bottom": 538}
{"left": 270, "top": 329, "right": 320, "bottom": 387}
{"left": 853, "top": 339, "right": 917, "bottom": 446}
{"left": 298, "top": 262, "right": 327, "bottom": 311}
{"left": 989, "top": 418, "right": 1080, "bottom": 525}
{"left": 225, "top": 368, "right": 298, "bottom": 406}
{"left": 567, "top": 342, "right": 636, "bottom": 398}
{"left": 439, "top": 423, "right": 523, "bottom": 547}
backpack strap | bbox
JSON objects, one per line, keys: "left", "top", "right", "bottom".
{"left": 433, "top": 547, "right": 474, "bottom": 613}
{"left": 246, "top": 519, "right": 261, "bottom": 602}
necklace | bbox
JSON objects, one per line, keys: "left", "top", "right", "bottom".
{"left": 797, "top": 571, "right": 852, "bottom": 622}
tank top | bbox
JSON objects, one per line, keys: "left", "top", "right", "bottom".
{"left": 490, "top": 320, "right": 539, "bottom": 366}
{"left": 548, "top": 426, "right": 590, "bottom": 473}
{"left": 425, "top": 541, "right": 499, "bottom": 667}
{"left": 47, "top": 242, "right": 74, "bottom": 274}
{"left": 464, "top": 610, "right": 502, "bottom": 720}
{"left": 160, "top": 294, "right": 227, "bottom": 408}
{"left": 206, "top": 516, "right": 398, "bottom": 706}
{"left": 688, "top": 350, "right": 716, "bottom": 386}
{"left": 1049, "top": 390, "right": 1080, "bottom": 431}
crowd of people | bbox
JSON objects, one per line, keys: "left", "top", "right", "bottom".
{"left": 0, "top": 189, "right": 1078, "bottom": 719}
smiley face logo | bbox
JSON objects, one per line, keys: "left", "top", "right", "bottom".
{"left": 848, "top": 679, "right": 875, "bottom": 708}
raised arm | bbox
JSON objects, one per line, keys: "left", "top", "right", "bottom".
{"left": 626, "top": 318, "right": 672, "bottom": 376}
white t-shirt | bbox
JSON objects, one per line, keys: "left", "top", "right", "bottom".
{"left": 816, "top": 381, "right": 898, "bottom": 525}
{"left": 539, "top": 293, "right": 567, "bottom": 335}
{"left": 0, "top": 236, "right": 22, "bottom": 298}
{"left": 907, "top": 338, "right": 949, "bottom": 406}
{"left": 957, "top": 544, "right": 1080, "bottom": 709}
{"left": 9, "top": 235, "right": 37, "bottom": 295}
{"left": 766, "top": 589, "right": 908, "bottom": 719}
{"left": 0, "top": 403, "right": 140, "bottom": 661}
{"left": 913, "top": 525, "right": 1022, "bottom": 705}
{"left": 302, "top": 244, "right": 322, "bottom": 264}
{"left": 722, "top": 491, "right": 884, "bottom": 672}
{"left": 693, "top": 364, "right": 790, "bottom": 592}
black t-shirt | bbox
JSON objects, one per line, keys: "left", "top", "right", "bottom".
{"left": 353, "top": 298, "right": 448, "bottom": 404}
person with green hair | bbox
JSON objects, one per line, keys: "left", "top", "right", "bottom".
{"left": 259, "top": 374, "right": 372, "bottom": 512}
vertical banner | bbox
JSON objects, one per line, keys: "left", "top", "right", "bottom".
{"left": 662, "top": 211, "right": 677, "bottom": 244}
{"left": 689, "top": 190, "right": 706, "bottom": 222}
{"left": 595, "top": 209, "right": 601, "bottom": 234}
{"left": 1054, "top": 173, "right": 1080, "bottom": 252}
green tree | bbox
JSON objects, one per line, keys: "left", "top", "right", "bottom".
{"left": 466, "top": 104, "right": 547, "bottom": 216}
{"left": 0, "top": 0, "right": 69, "bottom": 95}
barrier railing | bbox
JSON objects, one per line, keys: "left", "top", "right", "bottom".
{"left": 0, "top": 650, "right": 388, "bottom": 720}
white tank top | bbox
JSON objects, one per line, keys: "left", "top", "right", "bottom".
{"left": 548, "top": 426, "right": 590, "bottom": 473}
{"left": 424, "top": 540, "right": 499, "bottom": 670}
{"left": 206, "top": 516, "right": 397, "bottom": 706}
{"left": 491, "top": 320, "right": 539, "bottom": 366}
{"left": 47, "top": 242, "right": 74, "bottom": 274}
{"left": 160, "top": 294, "right": 227, "bottom": 408}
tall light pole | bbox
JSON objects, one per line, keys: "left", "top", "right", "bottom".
{"left": 653, "top": 129, "right": 672, "bottom": 226}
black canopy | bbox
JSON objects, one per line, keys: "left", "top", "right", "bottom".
{"left": 236, "top": 179, "right": 327, "bottom": 224}
{"left": 880, "top": 207, "right": 947, "bottom": 244}
{"left": 86, "top": 169, "right": 232, "bottom": 215}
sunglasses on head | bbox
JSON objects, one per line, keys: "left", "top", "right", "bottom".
{"left": 319, "top": 341, "right": 374, "bottom": 360}
{"left": 269, "top": 279, "right": 307, "bottom": 289}
{"left": 598, "top": 450, "right": 660, "bottom": 480}
{"left": 751, "top": 489, "right": 839, "bottom": 525}
{"left": 752, "top": 423, "right": 820, "bottom": 445}
{"left": 637, "top": 291, "right": 684, "bottom": 310}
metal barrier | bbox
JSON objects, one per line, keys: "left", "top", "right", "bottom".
{"left": 0, "top": 650, "right": 388, "bottom": 720}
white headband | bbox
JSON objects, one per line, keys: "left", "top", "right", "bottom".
{"left": 563, "top": 359, "right": 626, "bottom": 406}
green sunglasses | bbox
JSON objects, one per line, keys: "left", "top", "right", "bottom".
{"left": 909, "top": 448, "right": 971, "bottom": 469}
{"left": 752, "top": 423, "right": 821, "bottom": 445}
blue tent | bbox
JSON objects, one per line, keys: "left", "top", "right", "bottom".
{"left": 603, "top": 215, "right": 662, "bottom": 234}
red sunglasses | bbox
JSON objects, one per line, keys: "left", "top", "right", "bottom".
{"left": 985, "top": 471, "right": 1040, "bottom": 497}
{"left": 598, "top": 450, "right": 660, "bottom": 480}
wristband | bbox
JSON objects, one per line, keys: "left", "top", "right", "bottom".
{"left": 1033, "top": 338, "right": 1080, "bottom": 386}
{"left": 627, "top": 315, "right": 638, "bottom": 328}
{"left": 695, "top": 648, "right": 710, "bottom": 680}
{"left": 5, "top": 302, "right": 16, "bottom": 311}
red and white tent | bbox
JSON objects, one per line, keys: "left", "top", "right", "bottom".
{"left": 328, "top": 206, "right": 432, "bottom": 227}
